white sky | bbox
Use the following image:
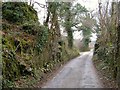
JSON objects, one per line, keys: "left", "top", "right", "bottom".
{"left": 76, "top": 0, "right": 98, "bottom": 11}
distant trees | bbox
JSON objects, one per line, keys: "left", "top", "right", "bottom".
{"left": 57, "top": 2, "right": 92, "bottom": 49}
{"left": 80, "top": 13, "right": 96, "bottom": 50}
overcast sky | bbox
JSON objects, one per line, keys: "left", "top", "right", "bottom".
{"left": 76, "top": 0, "right": 98, "bottom": 11}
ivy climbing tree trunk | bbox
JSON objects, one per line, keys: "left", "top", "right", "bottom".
{"left": 50, "top": 2, "right": 61, "bottom": 61}
{"left": 45, "top": 2, "right": 61, "bottom": 62}
{"left": 65, "top": 3, "right": 73, "bottom": 48}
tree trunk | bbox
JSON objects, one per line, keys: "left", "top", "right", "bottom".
{"left": 65, "top": 3, "right": 73, "bottom": 48}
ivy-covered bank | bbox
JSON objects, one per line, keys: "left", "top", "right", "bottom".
{"left": 2, "top": 2, "right": 79, "bottom": 88}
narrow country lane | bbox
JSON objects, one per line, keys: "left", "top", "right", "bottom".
{"left": 43, "top": 50, "right": 103, "bottom": 88}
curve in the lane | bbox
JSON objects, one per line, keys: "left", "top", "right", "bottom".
{"left": 43, "top": 51, "right": 103, "bottom": 88}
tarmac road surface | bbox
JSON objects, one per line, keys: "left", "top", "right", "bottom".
{"left": 43, "top": 50, "right": 103, "bottom": 88}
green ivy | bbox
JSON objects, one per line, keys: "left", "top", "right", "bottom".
{"left": 2, "top": 2, "right": 38, "bottom": 24}
{"left": 35, "top": 26, "right": 49, "bottom": 53}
